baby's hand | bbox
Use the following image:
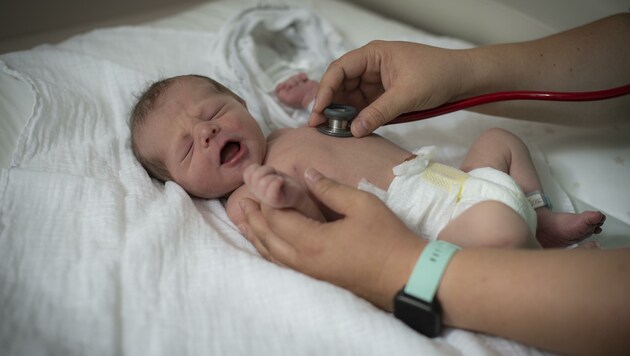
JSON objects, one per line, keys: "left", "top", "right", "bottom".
{"left": 243, "top": 164, "right": 308, "bottom": 209}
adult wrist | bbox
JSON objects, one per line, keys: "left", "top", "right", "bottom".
{"left": 461, "top": 46, "right": 499, "bottom": 96}
{"left": 452, "top": 48, "right": 482, "bottom": 99}
{"left": 382, "top": 237, "right": 426, "bottom": 312}
{"left": 393, "top": 240, "right": 461, "bottom": 336}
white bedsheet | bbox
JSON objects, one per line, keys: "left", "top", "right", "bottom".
{"left": 0, "top": 1, "right": 628, "bottom": 355}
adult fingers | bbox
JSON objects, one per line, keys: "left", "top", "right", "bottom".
{"left": 239, "top": 221, "right": 274, "bottom": 263}
{"left": 239, "top": 198, "right": 295, "bottom": 266}
{"left": 237, "top": 199, "right": 277, "bottom": 263}
{"left": 308, "top": 47, "right": 371, "bottom": 127}
{"left": 350, "top": 89, "right": 412, "bottom": 136}
{"left": 303, "top": 167, "right": 374, "bottom": 216}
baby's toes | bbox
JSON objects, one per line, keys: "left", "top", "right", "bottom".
{"left": 275, "top": 82, "right": 289, "bottom": 94}
{"left": 587, "top": 211, "right": 606, "bottom": 225}
{"left": 596, "top": 214, "right": 606, "bottom": 226}
{"left": 287, "top": 76, "right": 302, "bottom": 87}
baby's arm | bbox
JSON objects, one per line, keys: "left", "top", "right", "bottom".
{"left": 227, "top": 164, "right": 325, "bottom": 228}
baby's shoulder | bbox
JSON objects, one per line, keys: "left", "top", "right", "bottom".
{"left": 266, "top": 126, "right": 323, "bottom": 149}
{"left": 265, "top": 127, "right": 325, "bottom": 166}
{"left": 267, "top": 126, "right": 317, "bottom": 141}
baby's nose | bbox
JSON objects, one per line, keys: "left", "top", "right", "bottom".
{"left": 196, "top": 123, "right": 220, "bottom": 148}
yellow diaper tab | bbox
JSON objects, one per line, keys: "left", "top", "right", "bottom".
{"left": 421, "top": 162, "right": 469, "bottom": 201}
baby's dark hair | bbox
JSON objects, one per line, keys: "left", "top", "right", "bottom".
{"left": 129, "top": 74, "right": 243, "bottom": 182}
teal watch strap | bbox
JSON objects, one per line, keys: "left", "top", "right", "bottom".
{"left": 404, "top": 241, "right": 461, "bottom": 303}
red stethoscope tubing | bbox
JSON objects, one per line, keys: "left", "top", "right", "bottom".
{"left": 387, "top": 84, "right": 630, "bottom": 125}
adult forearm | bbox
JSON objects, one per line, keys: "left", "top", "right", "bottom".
{"left": 464, "top": 14, "right": 630, "bottom": 125}
{"left": 470, "top": 14, "right": 630, "bottom": 92}
{"left": 438, "top": 248, "right": 630, "bottom": 355}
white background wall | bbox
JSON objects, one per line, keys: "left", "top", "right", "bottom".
{"left": 0, "top": 0, "right": 628, "bottom": 53}
{"left": 0, "top": 0, "right": 205, "bottom": 53}
{"left": 345, "top": 0, "right": 629, "bottom": 44}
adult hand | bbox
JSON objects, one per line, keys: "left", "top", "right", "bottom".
{"left": 310, "top": 40, "right": 472, "bottom": 137}
{"left": 238, "top": 168, "right": 426, "bottom": 311}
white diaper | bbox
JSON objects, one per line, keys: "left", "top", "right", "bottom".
{"left": 359, "top": 146, "right": 537, "bottom": 241}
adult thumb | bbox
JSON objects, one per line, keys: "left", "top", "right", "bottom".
{"left": 351, "top": 90, "right": 409, "bottom": 137}
{"left": 303, "top": 168, "right": 364, "bottom": 215}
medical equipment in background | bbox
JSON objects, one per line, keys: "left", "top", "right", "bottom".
{"left": 318, "top": 84, "right": 630, "bottom": 137}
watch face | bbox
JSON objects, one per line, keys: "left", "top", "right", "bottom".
{"left": 394, "top": 291, "right": 442, "bottom": 337}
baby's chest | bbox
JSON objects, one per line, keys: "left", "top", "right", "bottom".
{"left": 264, "top": 141, "right": 324, "bottom": 184}
{"left": 264, "top": 130, "right": 340, "bottom": 185}
{"left": 263, "top": 127, "right": 403, "bottom": 190}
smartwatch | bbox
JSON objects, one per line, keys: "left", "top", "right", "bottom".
{"left": 393, "top": 240, "right": 461, "bottom": 337}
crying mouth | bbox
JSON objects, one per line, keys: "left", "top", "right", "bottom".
{"left": 220, "top": 141, "right": 241, "bottom": 164}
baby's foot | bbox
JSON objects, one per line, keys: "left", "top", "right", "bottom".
{"left": 535, "top": 208, "right": 606, "bottom": 248}
{"left": 275, "top": 72, "right": 318, "bottom": 109}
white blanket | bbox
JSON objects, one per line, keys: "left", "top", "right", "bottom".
{"left": 210, "top": 5, "right": 347, "bottom": 133}
{"left": 0, "top": 5, "right": 574, "bottom": 355}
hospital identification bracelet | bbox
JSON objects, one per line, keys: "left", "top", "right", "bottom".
{"left": 404, "top": 240, "right": 461, "bottom": 303}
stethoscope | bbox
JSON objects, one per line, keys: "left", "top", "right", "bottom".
{"left": 318, "top": 104, "right": 357, "bottom": 137}
{"left": 318, "top": 83, "right": 630, "bottom": 137}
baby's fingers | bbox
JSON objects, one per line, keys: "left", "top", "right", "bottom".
{"left": 244, "top": 164, "right": 275, "bottom": 184}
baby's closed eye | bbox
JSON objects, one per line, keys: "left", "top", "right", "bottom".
{"left": 206, "top": 103, "right": 226, "bottom": 120}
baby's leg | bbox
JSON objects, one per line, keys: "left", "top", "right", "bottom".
{"left": 275, "top": 73, "right": 318, "bottom": 109}
{"left": 460, "top": 128, "right": 605, "bottom": 248}
{"left": 460, "top": 128, "right": 540, "bottom": 192}
{"left": 438, "top": 201, "right": 535, "bottom": 248}
{"left": 243, "top": 164, "right": 325, "bottom": 222}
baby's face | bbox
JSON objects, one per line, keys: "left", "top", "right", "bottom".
{"left": 135, "top": 77, "right": 266, "bottom": 198}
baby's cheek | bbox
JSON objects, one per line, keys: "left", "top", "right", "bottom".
{"left": 180, "top": 175, "right": 214, "bottom": 199}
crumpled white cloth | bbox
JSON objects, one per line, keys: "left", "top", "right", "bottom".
{"left": 209, "top": 5, "right": 348, "bottom": 134}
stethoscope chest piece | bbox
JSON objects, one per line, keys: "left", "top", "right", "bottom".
{"left": 317, "top": 104, "right": 357, "bottom": 137}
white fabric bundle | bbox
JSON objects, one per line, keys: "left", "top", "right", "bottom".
{"left": 209, "top": 5, "right": 347, "bottom": 133}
